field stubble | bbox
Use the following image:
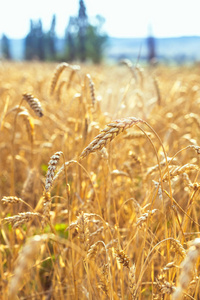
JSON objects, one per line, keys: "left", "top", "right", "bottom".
{"left": 0, "top": 61, "right": 200, "bottom": 299}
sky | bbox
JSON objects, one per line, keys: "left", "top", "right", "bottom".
{"left": 0, "top": 0, "right": 200, "bottom": 39}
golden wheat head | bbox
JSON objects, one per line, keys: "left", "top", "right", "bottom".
{"left": 80, "top": 117, "right": 141, "bottom": 159}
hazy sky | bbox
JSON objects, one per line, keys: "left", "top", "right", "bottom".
{"left": 0, "top": 0, "right": 199, "bottom": 39}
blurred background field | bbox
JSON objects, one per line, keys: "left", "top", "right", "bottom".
{"left": 0, "top": 0, "right": 200, "bottom": 65}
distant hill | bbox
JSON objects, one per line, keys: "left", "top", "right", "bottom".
{"left": 1, "top": 36, "right": 200, "bottom": 63}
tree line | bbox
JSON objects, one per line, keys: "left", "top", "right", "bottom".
{"left": 1, "top": 0, "right": 108, "bottom": 63}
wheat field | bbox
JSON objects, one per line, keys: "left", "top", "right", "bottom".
{"left": 0, "top": 60, "right": 200, "bottom": 299}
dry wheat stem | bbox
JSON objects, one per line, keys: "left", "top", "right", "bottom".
{"left": 134, "top": 238, "right": 183, "bottom": 298}
{"left": 137, "top": 122, "right": 173, "bottom": 206}
{"left": 163, "top": 189, "right": 200, "bottom": 228}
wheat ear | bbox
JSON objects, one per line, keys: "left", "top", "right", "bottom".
{"left": 22, "top": 93, "right": 43, "bottom": 117}
{"left": 86, "top": 74, "right": 96, "bottom": 107}
{"left": 50, "top": 62, "right": 80, "bottom": 95}
{"left": 45, "top": 151, "right": 63, "bottom": 192}
{"left": 172, "top": 238, "right": 200, "bottom": 300}
{"left": 115, "top": 248, "right": 130, "bottom": 269}
{"left": 3, "top": 212, "right": 42, "bottom": 228}
{"left": 80, "top": 117, "right": 141, "bottom": 159}
{"left": 8, "top": 234, "right": 49, "bottom": 299}
{"left": 50, "top": 62, "right": 69, "bottom": 95}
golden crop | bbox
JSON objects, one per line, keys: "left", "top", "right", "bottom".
{"left": 0, "top": 61, "right": 200, "bottom": 299}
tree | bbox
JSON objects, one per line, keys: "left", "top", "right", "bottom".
{"left": 147, "top": 25, "right": 156, "bottom": 64}
{"left": 64, "top": 1, "right": 107, "bottom": 63}
{"left": 86, "top": 15, "right": 107, "bottom": 63}
{"left": 77, "top": 0, "right": 88, "bottom": 61}
{"left": 24, "top": 19, "right": 45, "bottom": 60}
{"left": 65, "top": 16, "right": 77, "bottom": 61}
{"left": 24, "top": 20, "right": 35, "bottom": 60}
{"left": 37, "top": 19, "right": 45, "bottom": 60}
{"left": 1, "top": 34, "right": 11, "bottom": 59}
{"left": 45, "top": 14, "right": 57, "bottom": 60}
